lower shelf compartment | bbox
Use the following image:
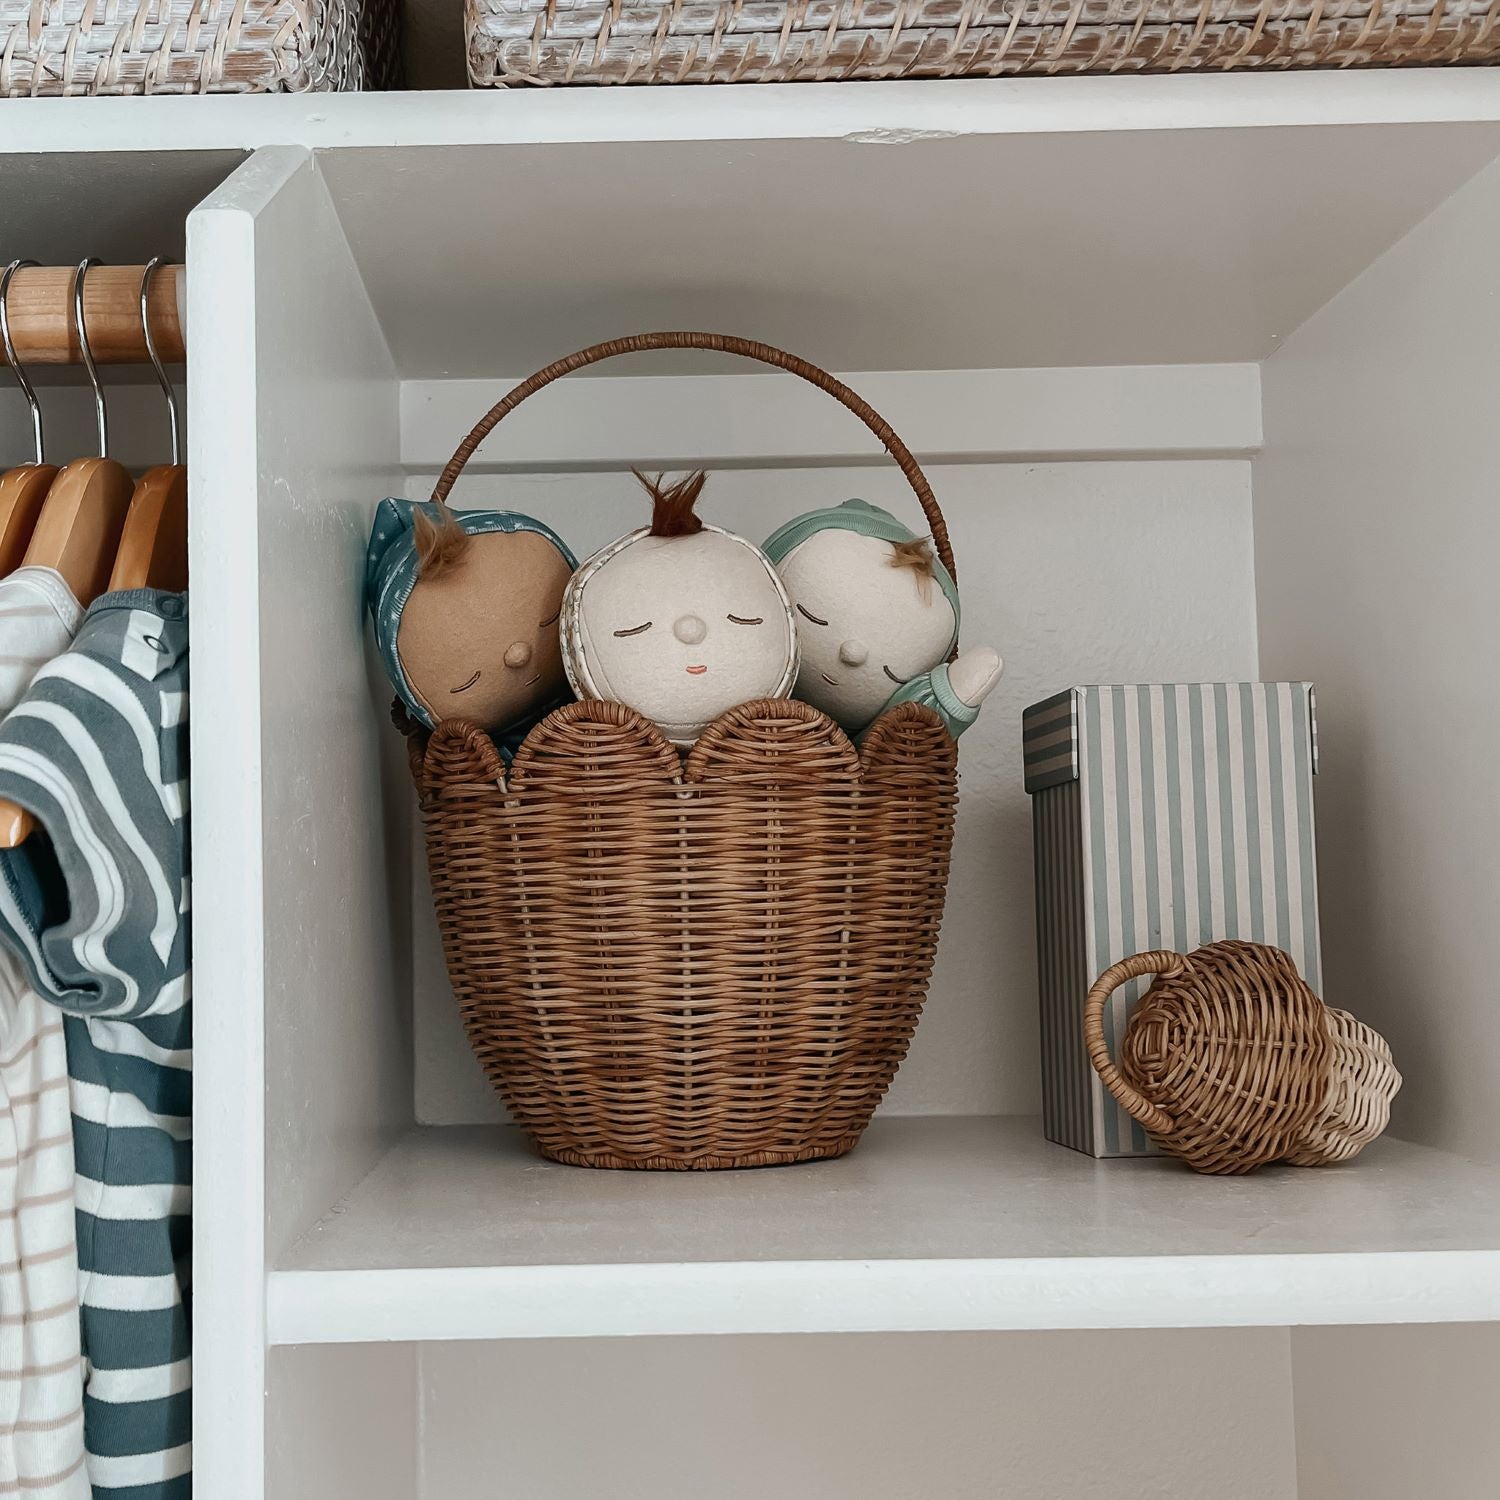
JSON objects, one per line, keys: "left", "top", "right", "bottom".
{"left": 267, "top": 1116, "right": 1500, "bottom": 1345}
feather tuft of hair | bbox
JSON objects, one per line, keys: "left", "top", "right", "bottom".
{"left": 635, "top": 470, "right": 707, "bottom": 538}
{"left": 413, "top": 504, "right": 473, "bottom": 581}
{"left": 888, "top": 535, "right": 937, "bottom": 604}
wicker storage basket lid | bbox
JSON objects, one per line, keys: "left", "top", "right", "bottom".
{"left": 1084, "top": 940, "right": 1400, "bottom": 1175}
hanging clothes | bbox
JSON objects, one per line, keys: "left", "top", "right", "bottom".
{"left": 0, "top": 590, "right": 190, "bottom": 1500}
{"left": 0, "top": 567, "right": 82, "bottom": 714}
{"left": 0, "top": 560, "right": 89, "bottom": 1498}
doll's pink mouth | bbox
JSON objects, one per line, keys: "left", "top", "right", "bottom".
{"left": 686, "top": 665, "right": 708, "bottom": 675}
{"left": 820, "top": 672, "right": 839, "bottom": 686}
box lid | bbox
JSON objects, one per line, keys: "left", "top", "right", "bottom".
{"left": 1022, "top": 683, "right": 1318, "bottom": 794}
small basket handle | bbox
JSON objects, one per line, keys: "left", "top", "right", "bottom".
{"left": 1082, "top": 950, "right": 1187, "bottom": 1139}
{"left": 428, "top": 331, "right": 956, "bottom": 585}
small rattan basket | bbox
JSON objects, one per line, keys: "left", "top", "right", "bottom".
{"left": 405, "top": 332, "right": 960, "bottom": 1170}
{"left": 1, "top": 0, "right": 399, "bottom": 96}
{"left": 1084, "top": 940, "right": 1400, "bottom": 1174}
{"left": 468, "top": 0, "right": 1500, "bottom": 88}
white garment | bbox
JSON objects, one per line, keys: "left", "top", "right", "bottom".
{"left": 0, "top": 947, "right": 86, "bottom": 1497}
{"left": 0, "top": 570, "right": 81, "bottom": 715}
{"left": 0, "top": 566, "right": 86, "bottom": 1497}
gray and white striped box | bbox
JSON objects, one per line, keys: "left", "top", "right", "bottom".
{"left": 1024, "top": 683, "right": 1321, "bottom": 1157}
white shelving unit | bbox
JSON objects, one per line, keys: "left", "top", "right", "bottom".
{"left": 5, "top": 71, "right": 1500, "bottom": 1498}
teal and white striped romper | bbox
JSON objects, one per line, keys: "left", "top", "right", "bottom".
{"left": 0, "top": 590, "right": 190, "bottom": 1500}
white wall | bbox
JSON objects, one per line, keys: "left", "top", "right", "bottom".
{"left": 1256, "top": 155, "right": 1500, "bottom": 1163}
{"left": 403, "top": 455, "right": 1259, "bottom": 1124}
{"left": 1256, "top": 149, "right": 1500, "bottom": 1500}
{"left": 267, "top": 1344, "right": 417, "bottom": 1500}
{"left": 1294, "top": 1326, "right": 1500, "bottom": 1500}
{"left": 418, "top": 1330, "right": 1297, "bottom": 1500}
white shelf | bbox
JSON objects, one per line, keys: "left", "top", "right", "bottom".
{"left": 267, "top": 1117, "right": 1500, "bottom": 1345}
{"left": 5, "top": 73, "right": 1500, "bottom": 156}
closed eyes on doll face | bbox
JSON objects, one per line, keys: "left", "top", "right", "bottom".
{"left": 727, "top": 614, "right": 763, "bottom": 626}
{"left": 883, "top": 665, "right": 907, "bottom": 685}
{"left": 613, "top": 621, "right": 652, "bottom": 638}
{"left": 797, "top": 604, "right": 828, "bottom": 627}
{"left": 452, "top": 670, "right": 481, "bottom": 694}
{"left": 541, "top": 610, "right": 560, "bottom": 628}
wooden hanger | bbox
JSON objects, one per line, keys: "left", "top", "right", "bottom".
{"left": 0, "top": 262, "right": 138, "bottom": 849}
{"left": 0, "top": 262, "right": 56, "bottom": 576}
{"left": 109, "top": 464, "right": 187, "bottom": 593}
{"left": 108, "top": 261, "right": 187, "bottom": 597}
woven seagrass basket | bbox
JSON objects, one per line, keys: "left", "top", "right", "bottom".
{"left": 1, "top": 0, "right": 399, "bottom": 96}
{"left": 468, "top": 0, "right": 1500, "bottom": 87}
{"left": 404, "top": 332, "right": 960, "bottom": 1170}
{"left": 1084, "top": 939, "right": 1401, "bottom": 1175}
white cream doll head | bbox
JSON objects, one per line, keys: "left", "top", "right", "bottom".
{"left": 561, "top": 473, "right": 798, "bottom": 746}
{"left": 763, "top": 501, "right": 963, "bottom": 731}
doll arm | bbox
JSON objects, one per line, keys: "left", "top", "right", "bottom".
{"left": 945, "top": 646, "right": 1004, "bottom": 708}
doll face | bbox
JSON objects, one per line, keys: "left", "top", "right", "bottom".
{"left": 398, "top": 529, "right": 571, "bottom": 731}
{"left": 579, "top": 528, "right": 795, "bottom": 740}
{"left": 777, "top": 529, "right": 956, "bottom": 730}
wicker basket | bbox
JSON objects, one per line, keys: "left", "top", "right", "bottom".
{"left": 1084, "top": 940, "right": 1401, "bottom": 1175}
{"left": 468, "top": 0, "right": 1500, "bottom": 87}
{"left": 405, "top": 332, "right": 961, "bottom": 1170}
{"left": 1, "top": 0, "right": 399, "bottom": 95}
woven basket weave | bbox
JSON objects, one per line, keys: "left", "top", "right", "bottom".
{"left": 2, "top": 0, "right": 399, "bottom": 95}
{"left": 405, "top": 332, "right": 960, "bottom": 1170}
{"left": 468, "top": 0, "right": 1500, "bottom": 86}
{"left": 1084, "top": 940, "right": 1401, "bottom": 1175}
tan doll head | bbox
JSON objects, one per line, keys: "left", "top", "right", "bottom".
{"left": 365, "top": 499, "right": 577, "bottom": 739}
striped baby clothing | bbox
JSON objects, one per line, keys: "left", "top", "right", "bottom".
{"left": 0, "top": 947, "right": 86, "bottom": 1498}
{"left": 0, "top": 568, "right": 82, "bottom": 716}
{"left": 0, "top": 561, "right": 88, "bottom": 1498}
{"left": 0, "top": 590, "right": 190, "bottom": 1500}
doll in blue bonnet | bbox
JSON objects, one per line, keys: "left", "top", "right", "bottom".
{"left": 365, "top": 499, "right": 577, "bottom": 759}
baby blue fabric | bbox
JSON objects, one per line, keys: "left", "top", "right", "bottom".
{"left": 866, "top": 661, "right": 979, "bottom": 743}
{"left": 363, "top": 498, "right": 576, "bottom": 746}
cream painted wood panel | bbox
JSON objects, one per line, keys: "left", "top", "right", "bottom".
{"left": 318, "top": 125, "right": 1500, "bottom": 377}
{"left": 189, "top": 146, "right": 408, "bottom": 1500}
{"left": 1256, "top": 156, "right": 1500, "bottom": 1163}
{"left": 417, "top": 1330, "right": 1297, "bottom": 1500}
{"left": 267, "top": 1345, "right": 417, "bottom": 1500}
{"left": 1295, "top": 1325, "right": 1500, "bottom": 1500}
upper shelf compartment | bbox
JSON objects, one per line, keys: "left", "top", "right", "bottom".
{"left": 8, "top": 78, "right": 1499, "bottom": 376}
{"left": 314, "top": 118, "right": 1500, "bottom": 377}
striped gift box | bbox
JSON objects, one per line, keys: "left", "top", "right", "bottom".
{"left": 1024, "top": 683, "right": 1321, "bottom": 1157}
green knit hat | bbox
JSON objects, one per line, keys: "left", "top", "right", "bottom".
{"left": 763, "top": 499, "right": 960, "bottom": 639}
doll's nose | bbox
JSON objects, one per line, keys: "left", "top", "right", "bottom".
{"left": 504, "top": 641, "right": 534, "bottom": 669}
{"left": 674, "top": 614, "right": 707, "bottom": 645}
{"left": 838, "top": 639, "right": 869, "bottom": 667}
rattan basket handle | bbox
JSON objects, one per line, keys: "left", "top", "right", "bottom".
{"left": 1082, "top": 950, "right": 1186, "bottom": 1139}
{"left": 429, "top": 331, "right": 956, "bottom": 584}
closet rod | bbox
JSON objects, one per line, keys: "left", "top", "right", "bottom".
{"left": 0, "top": 264, "right": 184, "bottom": 366}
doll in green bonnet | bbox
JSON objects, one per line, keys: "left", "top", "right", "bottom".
{"left": 763, "top": 499, "right": 1003, "bottom": 742}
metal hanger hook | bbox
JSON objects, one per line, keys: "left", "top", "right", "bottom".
{"left": 0, "top": 261, "right": 44, "bottom": 466}
{"left": 140, "top": 257, "right": 180, "bottom": 466}
{"left": 73, "top": 258, "right": 108, "bottom": 459}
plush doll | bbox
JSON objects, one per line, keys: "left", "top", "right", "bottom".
{"left": 763, "top": 499, "right": 1003, "bottom": 741}
{"left": 365, "top": 498, "right": 577, "bottom": 757}
{"left": 561, "top": 472, "right": 798, "bottom": 747}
